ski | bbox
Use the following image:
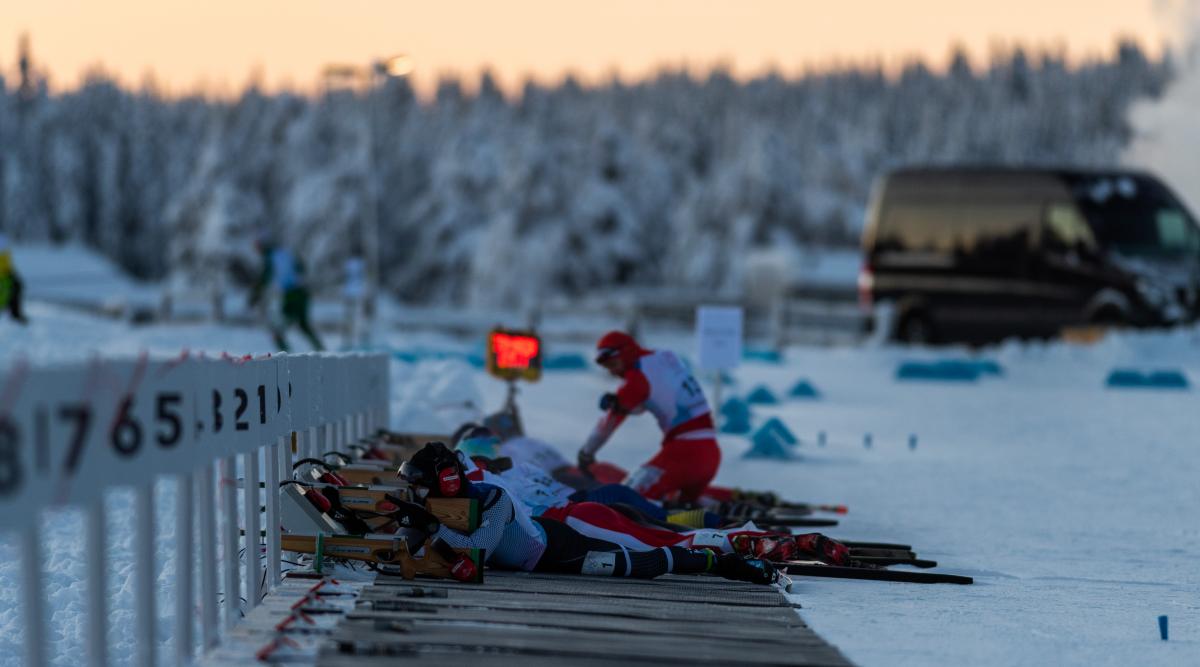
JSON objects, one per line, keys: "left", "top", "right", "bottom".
{"left": 750, "top": 517, "right": 840, "bottom": 528}
{"left": 847, "top": 547, "right": 917, "bottom": 560}
{"left": 840, "top": 540, "right": 914, "bottom": 551}
{"left": 722, "top": 490, "right": 848, "bottom": 515}
{"left": 784, "top": 561, "right": 973, "bottom": 585}
{"left": 774, "top": 502, "right": 848, "bottom": 515}
{"left": 852, "top": 556, "right": 938, "bottom": 569}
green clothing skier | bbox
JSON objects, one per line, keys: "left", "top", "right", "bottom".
{"left": 0, "top": 235, "right": 28, "bottom": 325}
{"left": 249, "top": 239, "right": 323, "bottom": 351}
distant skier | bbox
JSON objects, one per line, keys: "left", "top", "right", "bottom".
{"left": 578, "top": 331, "right": 720, "bottom": 502}
{"left": 248, "top": 237, "right": 324, "bottom": 351}
{"left": 0, "top": 235, "right": 28, "bottom": 325}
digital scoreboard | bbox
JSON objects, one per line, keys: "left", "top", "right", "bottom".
{"left": 486, "top": 328, "right": 543, "bottom": 383}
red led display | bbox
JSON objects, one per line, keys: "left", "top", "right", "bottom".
{"left": 487, "top": 329, "right": 543, "bottom": 382}
{"left": 491, "top": 333, "right": 540, "bottom": 369}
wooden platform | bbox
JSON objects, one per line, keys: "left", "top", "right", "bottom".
{"left": 197, "top": 569, "right": 852, "bottom": 666}
{"left": 316, "top": 570, "right": 853, "bottom": 667}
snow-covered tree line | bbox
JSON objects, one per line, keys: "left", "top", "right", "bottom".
{"left": 0, "top": 42, "right": 1171, "bottom": 306}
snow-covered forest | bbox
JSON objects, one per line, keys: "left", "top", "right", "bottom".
{"left": 0, "top": 41, "right": 1171, "bottom": 307}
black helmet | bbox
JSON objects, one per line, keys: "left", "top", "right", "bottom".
{"left": 451, "top": 422, "right": 482, "bottom": 444}
{"left": 399, "top": 441, "right": 466, "bottom": 498}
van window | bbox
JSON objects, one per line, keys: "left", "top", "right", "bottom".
{"left": 881, "top": 200, "right": 1034, "bottom": 259}
{"left": 1156, "top": 211, "right": 1198, "bottom": 252}
{"left": 881, "top": 203, "right": 960, "bottom": 254}
{"left": 1069, "top": 175, "right": 1200, "bottom": 257}
{"left": 964, "top": 204, "right": 1037, "bottom": 255}
{"left": 1045, "top": 204, "right": 1098, "bottom": 251}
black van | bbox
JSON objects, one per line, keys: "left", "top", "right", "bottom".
{"left": 859, "top": 168, "right": 1200, "bottom": 343}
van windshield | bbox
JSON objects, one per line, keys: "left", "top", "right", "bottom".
{"left": 1068, "top": 175, "right": 1200, "bottom": 257}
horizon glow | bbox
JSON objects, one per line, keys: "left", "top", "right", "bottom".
{"left": 0, "top": 0, "right": 1173, "bottom": 98}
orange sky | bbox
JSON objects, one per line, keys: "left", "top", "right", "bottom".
{"left": 0, "top": 0, "right": 1178, "bottom": 97}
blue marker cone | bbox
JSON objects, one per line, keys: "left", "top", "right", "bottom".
{"left": 908, "top": 434, "right": 918, "bottom": 450}
{"left": 817, "top": 431, "right": 827, "bottom": 447}
{"left": 1158, "top": 615, "right": 1168, "bottom": 641}
{"left": 863, "top": 433, "right": 872, "bottom": 449}
{"left": 746, "top": 385, "right": 780, "bottom": 405}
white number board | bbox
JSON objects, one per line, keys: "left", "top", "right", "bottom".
{"left": 0, "top": 352, "right": 388, "bottom": 531}
{"left": 695, "top": 305, "right": 744, "bottom": 371}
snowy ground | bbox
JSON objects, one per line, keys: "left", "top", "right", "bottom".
{"left": 490, "top": 328, "right": 1200, "bottom": 666}
{"left": 2, "top": 303, "right": 1199, "bottom": 666}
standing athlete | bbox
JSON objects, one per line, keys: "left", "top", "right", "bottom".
{"left": 578, "top": 331, "right": 720, "bottom": 502}
{"left": 249, "top": 237, "right": 324, "bottom": 352}
{"left": 0, "top": 235, "right": 27, "bottom": 325}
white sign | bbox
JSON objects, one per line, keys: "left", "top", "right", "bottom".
{"left": 0, "top": 362, "right": 76, "bottom": 528}
{"left": 695, "top": 306, "right": 743, "bottom": 371}
{"left": 0, "top": 352, "right": 389, "bottom": 530}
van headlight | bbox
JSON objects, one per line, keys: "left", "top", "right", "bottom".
{"left": 1135, "top": 279, "right": 1167, "bottom": 306}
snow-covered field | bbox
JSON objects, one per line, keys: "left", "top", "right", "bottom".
{"left": 2, "top": 303, "right": 1199, "bottom": 666}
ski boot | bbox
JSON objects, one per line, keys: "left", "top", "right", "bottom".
{"left": 730, "top": 532, "right": 852, "bottom": 566}
{"left": 714, "top": 553, "right": 779, "bottom": 585}
{"left": 794, "top": 533, "right": 852, "bottom": 566}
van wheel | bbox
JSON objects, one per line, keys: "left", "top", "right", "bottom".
{"left": 1090, "top": 308, "right": 1125, "bottom": 327}
{"left": 896, "top": 311, "right": 935, "bottom": 344}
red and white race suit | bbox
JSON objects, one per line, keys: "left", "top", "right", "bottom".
{"left": 581, "top": 349, "right": 721, "bottom": 501}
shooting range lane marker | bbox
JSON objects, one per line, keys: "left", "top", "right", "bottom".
{"left": 53, "top": 356, "right": 104, "bottom": 506}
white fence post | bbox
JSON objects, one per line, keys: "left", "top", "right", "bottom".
{"left": 242, "top": 448, "right": 261, "bottom": 609}
{"left": 284, "top": 430, "right": 295, "bottom": 484}
{"left": 175, "top": 473, "right": 193, "bottom": 666}
{"left": 197, "top": 463, "right": 218, "bottom": 649}
{"left": 86, "top": 501, "right": 107, "bottom": 667}
{"left": 85, "top": 499, "right": 108, "bottom": 667}
{"left": 135, "top": 483, "right": 156, "bottom": 667}
{"left": 21, "top": 523, "right": 48, "bottom": 667}
{"left": 266, "top": 439, "right": 281, "bottom": 588}
{"left": 220, "top": 455, "right": 239, "bottom": 630}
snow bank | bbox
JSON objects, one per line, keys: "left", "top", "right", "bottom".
{"left": 10, "top": 243, "right": 160, "bottom": 316}
{"left": 3, "top": 310, "right": 1199, "bottom": 666}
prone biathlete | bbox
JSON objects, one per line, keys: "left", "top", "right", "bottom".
{"left": 578, "top": 331, "right": 720, "bottom": 502}
{"left": 464, "top": 419, "right": 795, "bottom": 530}
{"left": 452, "top": 428, "right": 839, "bottom": 564}
{"left": 401, "top": 441, "right": 776, "bottom": 583}
{"left": 540, "top": 501, "right": 852, "bottom": 565}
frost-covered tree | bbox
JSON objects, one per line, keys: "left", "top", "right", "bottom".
{"left": 0, "top": 39, "right": 1173, "bottom": 305}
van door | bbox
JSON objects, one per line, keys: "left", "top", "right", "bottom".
{"left": 1031, "top": 201, "right": 1108, "bottom": 330}
{"left": 872, "top": 199, "right": 960, "bottom": 340}
{"left": 946, "top": 201, "right": 1041, "bottom": 340}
